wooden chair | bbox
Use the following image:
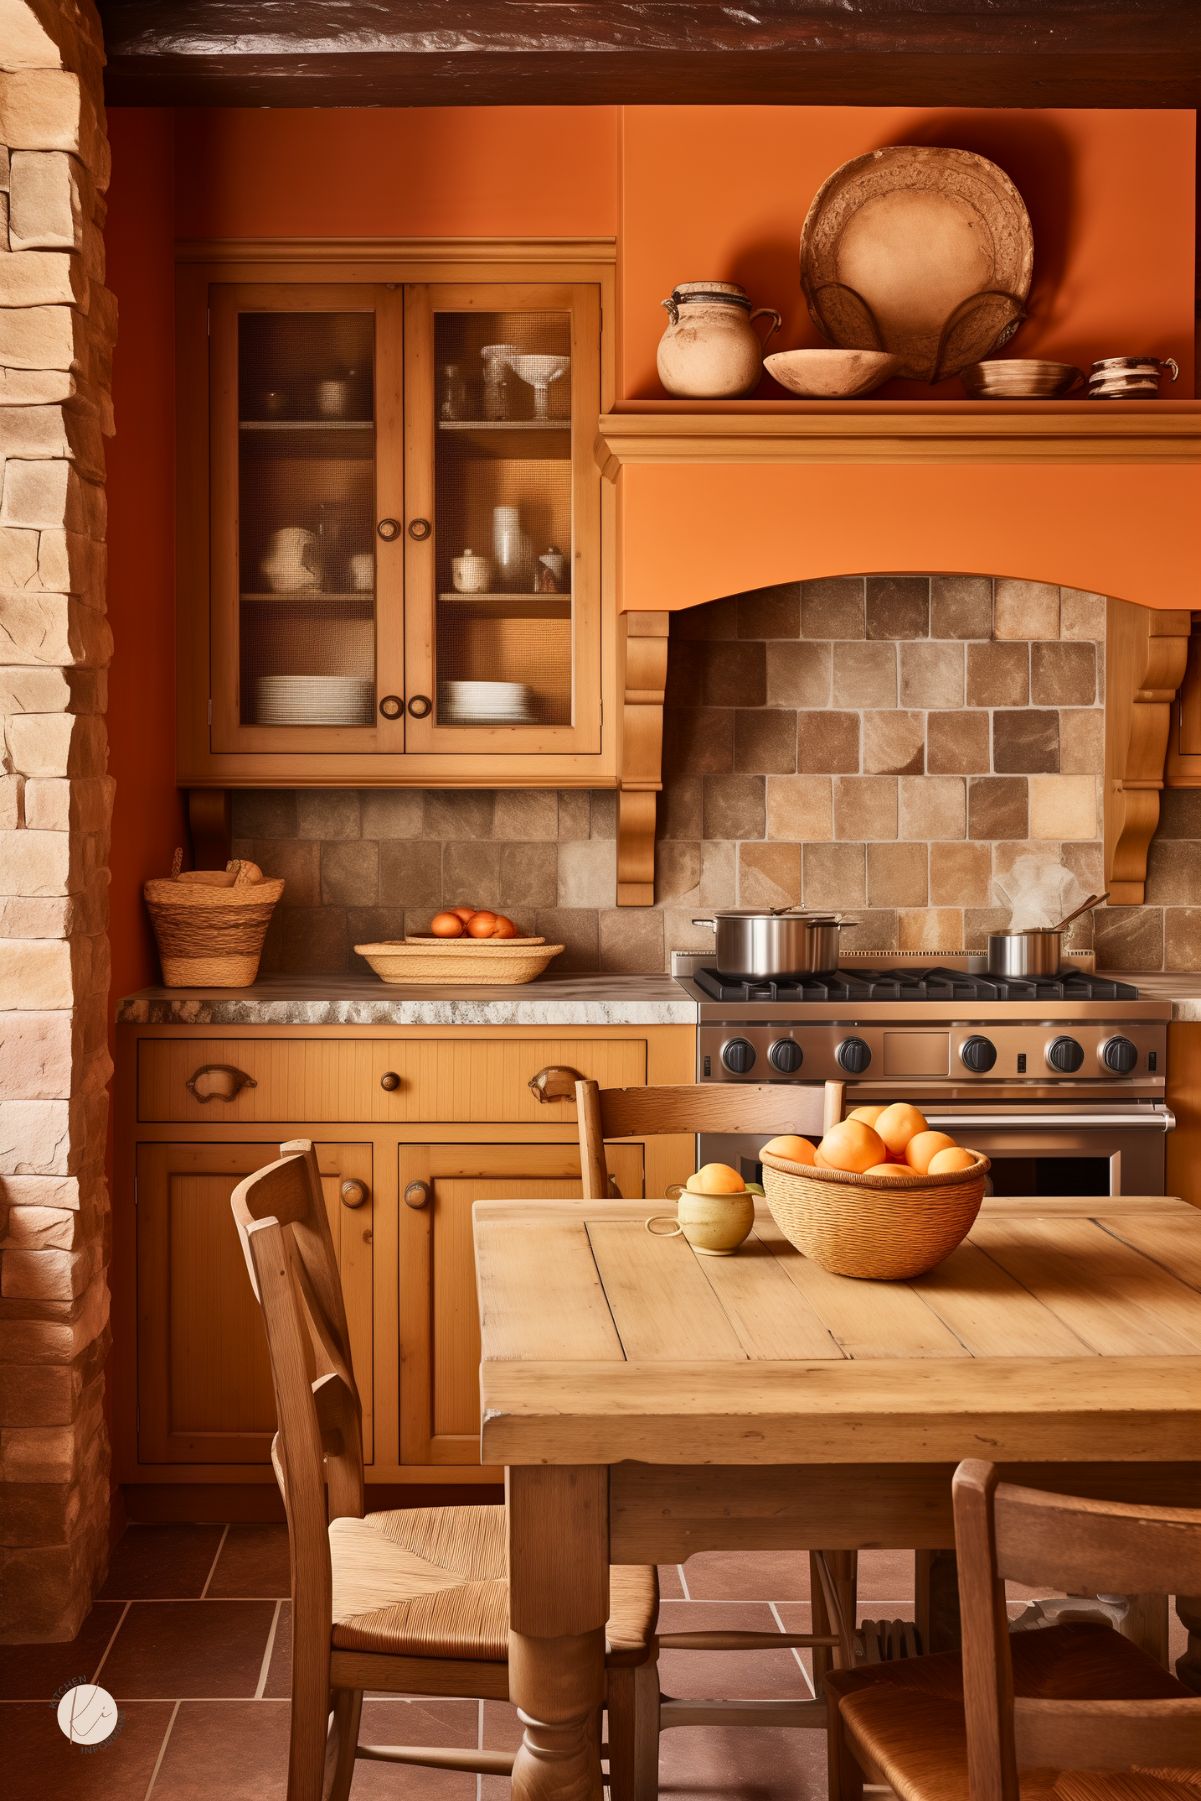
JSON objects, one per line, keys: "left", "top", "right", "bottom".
{"left": 231, "top": 1138, "right": 659, "bottom": 1801}
{"left": 575, "top": 1077, "right": 858, "bottom": 1779}
{"left": 826, "top": 1459, "right": 1201, "bottom": 1799}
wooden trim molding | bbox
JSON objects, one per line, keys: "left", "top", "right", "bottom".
{"left": 617, "top": 613, "right": 669, "bottom": 906}
{"left": 178, "top": 237, "right": 616, "bottom": 268}
{"left": 596, "top": 405, "right": 1201, "bottom": 474}
{"left": 1104, "top": 598, "right": 1192, "bottom": 904}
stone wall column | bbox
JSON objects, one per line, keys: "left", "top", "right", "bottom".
{"left": 0, "top": 0, "right": 115, "bottom": 1641}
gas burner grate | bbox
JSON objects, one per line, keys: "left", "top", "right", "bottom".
{"left": 693, "top": 966, "right": 1141, "bottom": 1003}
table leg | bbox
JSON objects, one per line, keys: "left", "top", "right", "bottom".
{"left": 508, "top": 1466, "right": 609, "bottom": 1801}
{"left": 1176, "top": 1596, "right": 1201, "bottom": 1692}
{"left": 915, "top": 1549, "right": 961, "bottom": 1654}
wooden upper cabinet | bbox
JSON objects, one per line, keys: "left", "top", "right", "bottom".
{"left": 1168, "top": 623, "right": 1201, "bottom": 785}
{"left": 177, "top": 246, "right": 615, "bottom": 788}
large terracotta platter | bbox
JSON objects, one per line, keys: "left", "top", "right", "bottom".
{"left": 800, "top": 146, "right": 1034, "bottom": 382}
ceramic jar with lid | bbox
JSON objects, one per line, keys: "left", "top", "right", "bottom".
{"left": 657, "top": 281, "right": 783, "bottom": 399}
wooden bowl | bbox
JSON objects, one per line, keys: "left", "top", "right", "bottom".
{"left": 765, "top": 348, "right": 901, "bottom": 398}
{"left": 962, "top": 359, "right": 1084, "bottom": 399}
{"left": 760, "top": 1150, "right": 989, "bottom": 1279}
{"left": 355, "top": 939, "right": 564, "bottom": 985}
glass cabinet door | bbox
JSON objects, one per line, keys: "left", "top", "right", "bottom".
{"left": 209, "top": 284, "right": 404, "bottom": 754}
{"left": 402, "top": 283, "right": 602, "bottom": 756}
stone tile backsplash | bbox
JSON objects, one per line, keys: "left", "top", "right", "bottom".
{"left": 232, "top": 574, "right": 1188, "bottom": 975}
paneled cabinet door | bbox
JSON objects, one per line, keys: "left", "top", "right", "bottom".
{"left": 1171, "top": 630, "right": 1201, "bottom": 783}
{"left": 208, "top": 282, "right": 405, "bottom": 757}
{"left": 398, "top": 1139, "right": 644, "bottom": 1466}
{"left": 402, "top": 282, "right": 602, "bottom": 757}
{"left": 135, "top": 1141, "right": 374, "bottom": 1465}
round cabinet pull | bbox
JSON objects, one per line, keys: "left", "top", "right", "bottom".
{"left": 376, "top": 517, "right": 402, "bottom": 542}
{"left": 404, "top": 1180, "right": 432, "bottom": 1210}
{"left": 407, "top": 518, "right": 432, "bottom": 542}
{"left": 528, "top": 1065, "right": 585, "bottom": 1104}
{"left": 407, "top": 694, "right": 432, "bottom": 719}
{"left": 185, "top": 1063, "right": 257, "bottom": 1104}
{"left": 378, "top": 694, "right": 404, "bottom": 720}
{"left": 380, "top": 1071, "right": 401, "bottom": 1092}
{"left": 340, "top": 1179, "right": 369, "bottom": 1210}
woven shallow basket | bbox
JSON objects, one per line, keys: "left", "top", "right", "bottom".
{"left": 356, "top": 939, "right": 564, "bottom": 985}
{"left": 760, "top": 1150, "right": 990, "bottom": 1280}
{"left": 145, "top": 854, "right": 284, "bottom": 987}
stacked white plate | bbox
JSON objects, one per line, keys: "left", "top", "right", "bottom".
{"left": 254, "top": 675, "right": 373, "bottom": 726}
{"left": 440, "top": 680, "right": 536, "bottom": 725}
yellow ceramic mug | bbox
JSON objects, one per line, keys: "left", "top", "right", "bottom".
{"left": 646, "top": 1184, "right": 755, "bottom": 1257}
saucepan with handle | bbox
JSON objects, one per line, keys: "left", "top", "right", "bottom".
{"left": 986, "top": 892, "right": 1108, "bottom": 979}
{"left": 690, "top": 908, "right": 855, "bottom": 979}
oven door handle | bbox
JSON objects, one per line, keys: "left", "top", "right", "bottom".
{"left": 924, "top": 1110, "right": 1175, "bottom": 1134}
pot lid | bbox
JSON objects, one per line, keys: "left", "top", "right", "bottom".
{"left": 697, "top": 908, "right": 839, "bottom": 920}
{"left": 671, "top": 281, "right": 752, "bottom": 309}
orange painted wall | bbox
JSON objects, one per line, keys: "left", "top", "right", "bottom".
{"left": 105, "top": 108, "right": 183, "bottom": 1004}
{"left": 621, "top": 107, "right": 1196, "bottom": 399}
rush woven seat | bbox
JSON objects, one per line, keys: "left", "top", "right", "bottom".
{"left": 330, "top": 1503, "right": 656, "bottom": 1664}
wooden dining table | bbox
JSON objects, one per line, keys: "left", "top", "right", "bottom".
{"left": 474, "top": 1191, "right": 1201, "bottom": 1801}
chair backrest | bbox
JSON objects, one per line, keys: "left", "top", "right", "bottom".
{"left": 575, "top": 1078, "right": 845, "bottom": 1200}
{"left": 230, "top": 1141, "right": 365, "bottom": 1601}
{"left": 953, "top": 1459, "right": 1201, "bottom": 1798}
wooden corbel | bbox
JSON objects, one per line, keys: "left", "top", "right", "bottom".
{"left": 1104, "top": 598, "right": 1191, "bottom": 904}
{"left": 617, "top": 611, "right": 670, "bottom": 906}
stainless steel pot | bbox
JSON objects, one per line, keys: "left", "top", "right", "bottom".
{"left": 691, "top": 909, "right": 851, "bottom": 978}
{"left": 986, "top": 930, "right": 1065, "bottom": 979}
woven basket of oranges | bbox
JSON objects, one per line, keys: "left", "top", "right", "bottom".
{"left": 759, "top": 1104, "right": 990, "bottom": 1280}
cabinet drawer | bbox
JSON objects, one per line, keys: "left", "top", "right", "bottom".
{"left": 137, "top": 1036, "right": 649, "bottom": 1124}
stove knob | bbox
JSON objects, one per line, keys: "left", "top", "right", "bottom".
{"left": 959, "top": 1034, "right": 997, "bottom": 1074}
{"left": 721, "top": 1037, "right": 756, "bottom": 1075}
{"left": 1046, "top": 1035, "right": 1085, "bottom": 1074}
{"left": 836, "top": 1036, "right": 872, "bottom": 1075}
{"left": 1100, "top": 1035, "right": 1139, "bottom": 1075}
{"left": 768, "top": 1038, "right": 803, "bottom": 1074}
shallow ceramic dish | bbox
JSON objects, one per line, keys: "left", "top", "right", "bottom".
{"left": 962, "top": 359, "right": 1084, "bottom": 399}
{"left": 801, "top": 145, "right": 1033, "bottom": 382}
{"left": 764, "top": 348, "right": 901, "bottom": 398}
{"left": 356, "top": 939, "right": 563, "bottom": 985}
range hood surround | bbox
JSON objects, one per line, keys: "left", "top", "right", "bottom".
{"left": 602, "top": 406, "right": 1201, "bottom": 903}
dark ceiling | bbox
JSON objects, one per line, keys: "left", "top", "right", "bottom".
{"left": 96, "top": 1, "right": 1201, "bottom": 108}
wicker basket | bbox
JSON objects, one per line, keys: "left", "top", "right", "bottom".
{"left": 145, "top": 852, "right": 284, "bottom": 988}
{"left": 355, "top": 939, "right": 564, "bottom": 985}
{"left": 760, "top": 1150, "right": 990, "bottom": 1280}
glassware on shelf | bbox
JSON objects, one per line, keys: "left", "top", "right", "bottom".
{"left": 507, "top": 353, "right": 571, "bottom": 419}
{"left": 349, "top": 551, "right": 374, "bottom": 592}
{"left": 261, "top": 527, "right": 321, "bottom": 594}
{"left": 439, "top": 363, "right": 470, "bottom": 422}
{"left": 480, "top": 342, "right": 519, "bottom": 420}
{"left": 535, "top": 546, "right": 567, "bottom": 593}
{"left": 315, "top": 376, "right": 353, "bottom": 418}
{"left": 258, "top": 386, "right": 288, "bottom": 420}
{"left": 452, "top": 548, "right": 492, "bottom": 594}
{"left": 491, "top": 505, "right": 532, "bottom": 592}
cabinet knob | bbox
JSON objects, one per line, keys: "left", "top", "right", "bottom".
{"left": 380, "top": 1071, "right": 401, "bottom": 1092}
{"left": 185, "top": 1063, "right": 257, "bottom": 1104}
{"left": 404, "top": 1180, "right": 431, "bottom": 1210}
{"left": 377, "top": 517, "right": 401, "bottom": 542}
{"left": 407, "top": 518, "right": 432, "bottom": 542}
{"left": 528, "top": 1065, "right": 585, "bottom": 1104}
{"left": 340, "top": 1178, "right": 369, "bottom": 1209}
{"left": 378, "top": 694, "right": 404, "bottom": 720}
{"left": 407, "top": 694, "right": 432, "bottom": 720}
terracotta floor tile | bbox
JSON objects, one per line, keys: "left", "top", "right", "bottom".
{"left": 682, "top": 1549, "right": 813, "bottom": 1602}
{"left": 657, "top": 1601, "right": 811, "bottom": 1701}
{"left": 263, "top": 1602, "right": 291, "bottom": 1698}
{"left": 658, "top": 1720, "right": 828, "bottom": 1800}
{"left": 0, "top": 1699, "right": 174, "bottom": 1801}
{"left": 100, "top": 1600, "right": 277, "bottom": 1699}
{"left": 0, "top": 1602, "right": 125, "bottom": 1700}
{"left": 207, "top": 1525, "right": 291, "bottom": 1599}
{"left": 99, "top": 1525, "right": 226, "bottom": 1600}
{"left": 856, "top": 1550, "right": 915, "bottom": 1603}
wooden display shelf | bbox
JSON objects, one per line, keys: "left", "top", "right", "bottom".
{"left": 239, "top": 418, "right": 374, "bottom": 430}
{"left": 437, "top": 419, "right": 570, "bottom": 458}
{"left": 241, "top": 591, "right": 374, "bottom": 605}
{"left": 437, "top": 591, "right": 570, "bottom": 618}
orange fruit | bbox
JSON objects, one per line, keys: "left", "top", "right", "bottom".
{"left": 817, "top": 1118, "right": 886, "bottom": 1175}
{"left": 686, "top": 1162, "right": 747, "bottom": 1196}
{"left": 864, "top": 1162, "right": 910, "bottom": 1180}
{"left": 927, "top": 1146, "right": 979, "bottom": 1175}
{"left": 761, "top": 1134, "right": 816, "bottom": 1165}
{"left": 875, "top": 1102, "right": 929, "bottom": 1157}
{"left": 846, "top": 1104, "right": 886, "bottom": 1128}
{"left": 905, "top": 1130, "right": 957, "bottom": 1174}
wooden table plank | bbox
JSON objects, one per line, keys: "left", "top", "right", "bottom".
{"left": 757, "top": 1215, "right": 969, "bottom": 1359}
{"left": 972, "top": 1218, "right": 1201, "bottom": 1356}
{"left": 694, "top": 1227, "right": 844, "bottom": 1361}
{"left": 1098, "top": 1214, "right": 1201, "bottom": 1293}
{"left": 474, "top": 1218, "right": 624, "bottom": 1363}
{"left": 910, "top": 1241, "right": 1096, "bottom": 1358}
{"left": 585, "top": 1220, "right": 748, "bottom": 1361}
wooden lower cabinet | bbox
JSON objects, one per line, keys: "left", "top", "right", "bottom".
{"left": 135, "top": 1139, "right": 374, "bottom": 1466}
{"left": 397, "top": 1139, "right": 646, "bottom": 1465}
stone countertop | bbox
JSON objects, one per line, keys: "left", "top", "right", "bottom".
{"left": 1106, "top": 972, "right": 1201, "bottom": 1021}
{"left": 115, "top": 973, "right": 698, "bottom": 1027}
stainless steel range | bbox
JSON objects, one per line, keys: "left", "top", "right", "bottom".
{"left": 671, "top": 954, "right": 1174, "bottom": 1196}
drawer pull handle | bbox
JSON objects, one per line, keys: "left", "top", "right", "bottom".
{"left": 380, "top": 1071, "right": 401, "bottom": 1092}
{"left": 185, "top": 1063, "right": 257, "bottom": 1104}
{"left": 404, "top": 1180, "right": 432, "bottom": 1210}
{"left": 340, "top": 1179, "right": 370, "bottom": 1210}
{"left": 528, "top": 1065, "right": 585, "bottom": 1104}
